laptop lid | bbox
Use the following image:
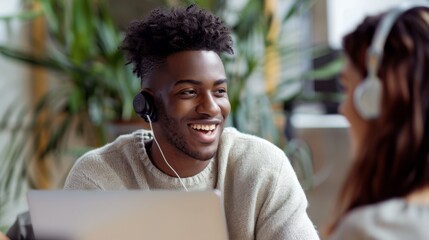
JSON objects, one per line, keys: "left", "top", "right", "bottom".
{"left": 27, "top": 190, "right": 229, "bottom": 240}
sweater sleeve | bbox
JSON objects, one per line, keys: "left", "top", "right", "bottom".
{"left": 63, "top": 154, "right": 104, "bottom": 190}
{"left": 255, "top": 157, "right": 320, "bottom": 240}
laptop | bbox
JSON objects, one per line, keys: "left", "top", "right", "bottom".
{"left": 27, "top": 190, "right": 229, "bottom": 240}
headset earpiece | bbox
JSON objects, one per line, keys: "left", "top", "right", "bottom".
{"left": 353, "top": 1, "right": 429, "bottom": 119}
{"left": 133, "top": 91, "right": 157, "bottom": 122}
{"left": 353, "top": 73, "right": 382, "bottom": 119}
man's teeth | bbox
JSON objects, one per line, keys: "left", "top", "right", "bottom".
{"left": 191, "top": 124, "right": 216, "bottom": 131}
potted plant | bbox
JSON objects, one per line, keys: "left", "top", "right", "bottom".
{"left": 0, "top": 0, "right": 145, "bottom": 228}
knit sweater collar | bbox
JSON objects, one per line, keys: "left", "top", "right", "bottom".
{"left": 134, "top": 130, "right": 218, "bottom": 190}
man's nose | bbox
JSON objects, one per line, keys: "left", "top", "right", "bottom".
{"left": 196, "top": 92, "right": 221, "bottom": 116}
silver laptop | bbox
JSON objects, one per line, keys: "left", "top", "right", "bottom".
{"left": 27, "top": 190, "right": 229, "bottom": 240}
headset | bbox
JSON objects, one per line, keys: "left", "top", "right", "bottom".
{"left": 133, "top": 91, "right": 157, "bottom": 122}
{"left": 354, "top": 1, "right": 429, "bottom": 119}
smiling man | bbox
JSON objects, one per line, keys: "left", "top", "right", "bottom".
{"left": 64, "top": 4, "right": 319, "bottom": 240}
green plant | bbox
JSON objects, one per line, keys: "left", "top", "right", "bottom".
{"left": 0, "top": 0, "right": 144, "bottom": 229}
{"left": 1, "top": 0, "right": 161, "bottom": 230}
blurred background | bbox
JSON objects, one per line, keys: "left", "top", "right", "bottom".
{"left": 0, "top": 0, "right": 409, "bottom": 237}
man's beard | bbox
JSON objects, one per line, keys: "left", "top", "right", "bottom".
{"left": 156, "top": 98, "right": 216, "bottom": 161}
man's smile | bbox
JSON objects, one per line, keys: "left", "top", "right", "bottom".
{"left": 188, "top": 123, "right": 220, "bottom": 143}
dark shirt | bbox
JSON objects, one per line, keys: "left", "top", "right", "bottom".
{"left": 6, "top": 211, "right": 35, "bottom": 240}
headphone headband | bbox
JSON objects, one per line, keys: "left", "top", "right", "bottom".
{"left": 354, "top": 1, "right": 429, "bottom": 120}
{"left": 367, "top": 1, "right": 429, "bottom": 78}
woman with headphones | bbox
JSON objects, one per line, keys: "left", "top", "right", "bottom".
{"left": 329, "top": 2, "right": 429, "bottom": 239}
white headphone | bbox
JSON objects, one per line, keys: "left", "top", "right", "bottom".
{"left": 354, "top": 1, "right": 429, "bottom": 119}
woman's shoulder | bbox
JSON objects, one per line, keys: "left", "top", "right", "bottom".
{"left": 331, "top": 198, "right": 429, "bottom": 240}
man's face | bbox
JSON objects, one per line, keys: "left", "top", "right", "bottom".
{"left": 151, "top": 50, "right": 230, "bottom": 161}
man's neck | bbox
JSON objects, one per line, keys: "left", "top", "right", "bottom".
{"left": 146, "top": 140, "right": 212, "bottom": 178}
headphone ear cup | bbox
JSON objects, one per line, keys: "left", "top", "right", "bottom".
{"left": 133, "top": 92, "right": 157, "bottom": 122}
{"left": 353, "top": 76, "right": 382, "bottom": 119}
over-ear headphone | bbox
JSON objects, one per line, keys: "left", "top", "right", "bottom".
{"left": 354, "top": 1, "right": 429, "bottom": 119}
{"left": 133, "top": 91, "right": 157, "bottom": 122}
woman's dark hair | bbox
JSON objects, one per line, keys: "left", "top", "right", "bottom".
{"left": 329, "top": 6, "right": 429, "bottom": 234}
{"left": 119, "top": 4, "right": 233, "bottom": 84}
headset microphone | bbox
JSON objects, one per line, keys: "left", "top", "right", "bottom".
{"left": 146, "top": 114, "right": 188, "bottom": 192}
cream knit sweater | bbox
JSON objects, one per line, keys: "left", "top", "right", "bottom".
{"left": 64, "top": 127, "right": 319, "bottom": 240}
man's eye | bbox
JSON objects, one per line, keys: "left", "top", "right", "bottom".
{"left": 180, "top": 90, "right": 197, "bottom": 96}
{"left": 214, "top": 88, "right": 227, "bottom": 96}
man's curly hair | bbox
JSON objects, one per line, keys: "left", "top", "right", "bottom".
{"left": 119, "top": 4, "right": 234, "bottom": 84}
